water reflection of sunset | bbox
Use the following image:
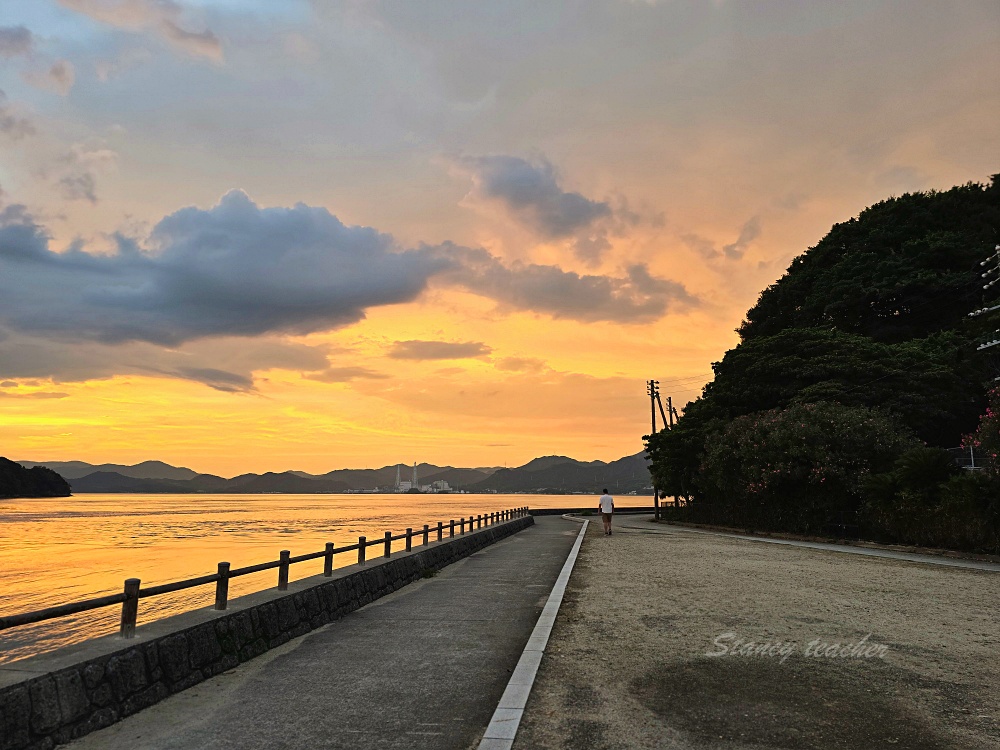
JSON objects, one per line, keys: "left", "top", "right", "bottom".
{"left": 0, "top": 493, "right": 585, "bottom": 664}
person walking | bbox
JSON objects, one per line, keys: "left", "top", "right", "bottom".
{"left": 599, "top": 488, "right": 614, "bottom": 536}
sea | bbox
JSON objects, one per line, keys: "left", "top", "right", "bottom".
{"left": 0, "top": 493, "right": 596, "bottom": 665}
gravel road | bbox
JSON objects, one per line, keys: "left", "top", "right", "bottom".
{"left": 512, "top": 517, "right": 1000, "bottom": 750}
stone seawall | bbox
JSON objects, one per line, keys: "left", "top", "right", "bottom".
{"left": 0, "top": 515, "right": 534, "bottom": 750}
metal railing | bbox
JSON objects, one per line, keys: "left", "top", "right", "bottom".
{"left": 0, "top": 507, "right": 529, "bottom": 640}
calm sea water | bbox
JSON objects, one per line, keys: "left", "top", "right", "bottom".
{"left": 0, "top": 493, "right": 593, "bottom": 665}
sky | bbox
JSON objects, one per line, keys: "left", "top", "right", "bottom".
{"left": 0, "top": 0, "right": 997, "bottom": 477}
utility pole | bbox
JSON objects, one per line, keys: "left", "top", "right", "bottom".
{"left": 648, "top": 380, "right": 682, "bottom": 516}
{"left": 648, "top": 379, "right": 659, "bottom": 435}
{"left": 647, "top": 379, "right": 660, "bottom": 518}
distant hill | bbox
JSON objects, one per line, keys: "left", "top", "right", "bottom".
{"left": 70, "top": 472, "right": 186, "bottom": 493}
{"left": 227, "top": 472, "right": 351, "bottom": 494}
{"left": 70, "top": 471, "right": 350, "bottom": 494}
{"left": 49, "top": 453, "right": 651, "bottom": 494}
{"left": 0, "top": 458, "right": 71, "bottom": 498}
{"left": 15, "top": 460, "right": 198, "bottom": 481}
{"left": 469, "top": 452, "right": 652, "bottom": 494}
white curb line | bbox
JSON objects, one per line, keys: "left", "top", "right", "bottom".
{"left": 477, "top": 518, "right": 589, "bottom": 750}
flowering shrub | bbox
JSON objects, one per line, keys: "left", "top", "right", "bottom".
{"left": 698, "top": 402, "right": 916, "bottom": 533}
{"left": 963, "top": 387, "right": 1000, "bottom": 477}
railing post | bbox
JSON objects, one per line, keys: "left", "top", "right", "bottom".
{"left": 324, "top": 543, "right": 335, "bottom": 577}
{"left": 278, "top": 550, "right": 290, "bottom": 590}
{"left": 405, "top": 528, "right": 412, "bottom": 552}
{"left": 119, "top": 578, "right": 140, "bottom": 639}
{"left": 423, "top": 524, "right": 429, "bottom": 546}
{"left": 437, "top": 521, "right": 443, "bottom": 541}
{"left": 450, "top": 520, "right": 455, "bottom": 537}
{"left": 358, "top": 536, "right": 366, "bottom": 565}
{"left": 384, "top": 531, "right": 392, "bottom": 558}
{"left": 214, "top": 562, "right": 230, "bottom": 611}
{"left": 460, "top": 517, "right": 465, "bottom": 534}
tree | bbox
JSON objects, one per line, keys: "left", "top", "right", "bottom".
{"left": 738, "top": 176, "right": 1000, "bottom": 343}
{"left": 695, "top": 403, "right": 916, "bottom": 534}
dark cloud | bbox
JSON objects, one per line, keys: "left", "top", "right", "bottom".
{"left": 0, "top": 26, "right": 33, "bottom": 58}
{"left": 459, "top": 154, "right": 612, "bottom": 238}
{"left": 454, "top": 154, "right": 655, "bottom": 263}
{"left": 722, "top": 216, "right": 761, "bottom": 260}
{"left": 173, "top": 367, "right": 253, "bottom": 393}
{"left": 0, "top": 381, "right": 16, "bottom": 387}
{"left": 0, "top": 390, "right": 69, "bottom": 399}
{"left": 435, "top": 244, "right": 696, "bottom": 324}
{"left": 0, "top": 190, "right": 444, "bottom": 346}
{"left": 0, "top": 329, "right": 332, "bottom": 390}
{"left": 24, "top": 60, "right": 76, "bottom": 96}
{"left": 682, "top": 217, "right": 762, "bottom": 261}
{"left": 58, "top": 172, "right": 98, "bottom": 203}
{"left": 0, "top": 90, "right": 35, "bottom": 139}
{"left": 387, "top": 340, "right": 493, "bottom": 360}
{"left": 0, "top": 192, "right": 692, "bottom": 388}
{"left": 304, "top": 366, "right": 390, "bottom": 383}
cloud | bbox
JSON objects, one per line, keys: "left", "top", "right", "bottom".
{"left": 0, "top": 26, "right": 33, "bottom": 58}
{"left": 0, "top": 90, "right": 34, "bottom": 140}
{"left": 387, "top": 340, "right": 493, "bottom": 360}
{"left": 23, "top": 60, "right": 76, "bottom": 96}
{"left": 58, "top": 173, "right": 98, "bottom": 203}
{"left": 0, "top": 190, "right": 443, "bottom": 346}
{"left": 58, "top": 0, "right": 223, "bottom": 61}
{"left": 0, "top": 191, "right": 693, "bottom": 388}
{"left": 682, "top": 216, "right": 762, "bottom": 261}
{"left": 0, "top": 329, "right": 332, "bottom": 391}
{"left": 435, "top": 244, "right": 696, "bottom": 324}
{"left": 458, "top": 154, "right": 612, "bottom": 238}
{"left": 55, "top": 143, "right": 119, "bottom": 203}
{"left": 0, "top": 381, "right": 16, "bottom": 387}
{"left": 304, "top": 366, "right": 390, "bottom": 383}
{"left": 453, "top": 154, "right": 654, "bottom": 263}
{"left": 95, "top": 47, "right": 152, "bottom": 81}
{"left": 0, "top": 390, "right": 69, "bottom": 399}
{"left": 722, "top": 216, "right": 761, "bottom": 260}
{"left": 494, "top": 356, "right": 546, "bottom": 373}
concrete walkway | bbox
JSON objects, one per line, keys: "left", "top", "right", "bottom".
{"left": 70, "top": 516, "right": 579, "bottom": 750}
{"left": 617, "top": 514, "right": 1000, "bottom": 572}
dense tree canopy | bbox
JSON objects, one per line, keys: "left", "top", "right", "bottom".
{"left": 739, "top": 176, "right": 1000, "bottom": 343}
{"left": 647, "top": 175, "right": 1000, "bottom": 551}
{"left": 0, "top": 458, "right": 71, "bottom": 499}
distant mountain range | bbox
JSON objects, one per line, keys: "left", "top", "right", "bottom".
{"left": 15, "top": 453, "right": 653, "bottom": 495}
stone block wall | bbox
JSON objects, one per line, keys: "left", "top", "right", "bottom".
{"left": 0, "top": 515, "right": 533, "bottom": 750}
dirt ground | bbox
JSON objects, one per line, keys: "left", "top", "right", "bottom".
{"left": 513, "top": 518, "right": 1000, "bottom": 750}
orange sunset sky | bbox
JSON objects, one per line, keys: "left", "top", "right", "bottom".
{"left": 1, "top": 1, "right": 998, "bottom": 476}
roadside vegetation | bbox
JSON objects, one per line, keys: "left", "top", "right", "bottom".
{"left": 646, "top": 175, "right": 1000, "bottom": 553}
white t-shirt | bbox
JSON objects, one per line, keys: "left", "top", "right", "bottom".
{"left": 599, "top": 494, "right": 614, "bottom": 514}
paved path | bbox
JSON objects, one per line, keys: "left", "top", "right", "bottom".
{"left": 70, "top": 516, "right": 579, "bottom": 750}
{"left": 617, "top": 514, "right": 1000, "bottom": 572}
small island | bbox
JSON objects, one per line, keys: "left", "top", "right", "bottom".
{"left": 0, "top": 457, "right": 71, "bottom": 499}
